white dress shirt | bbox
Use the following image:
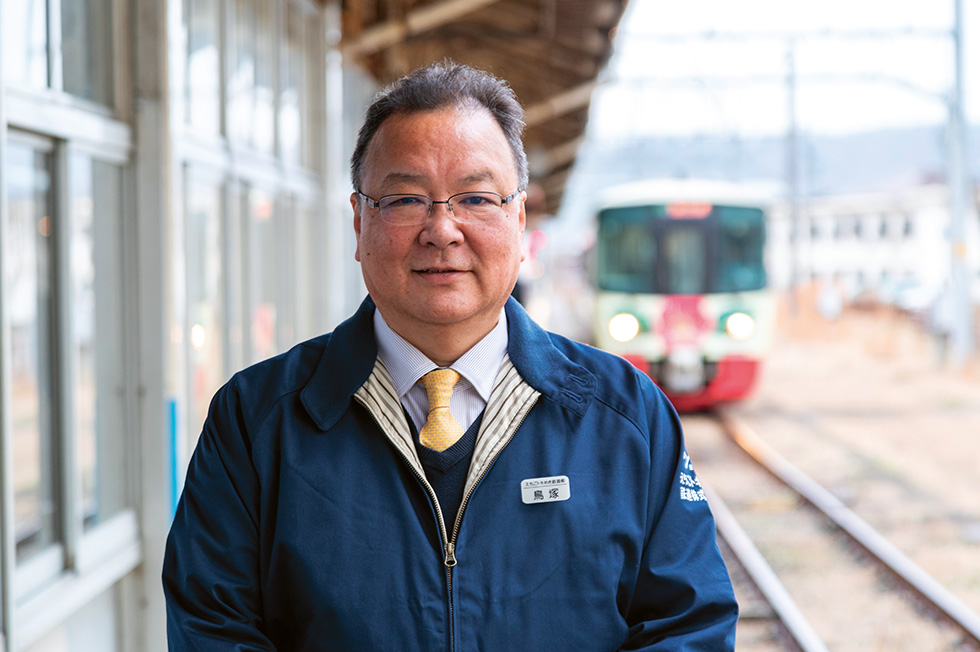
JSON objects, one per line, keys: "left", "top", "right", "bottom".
{"left": 373, "top": 309, "right": 509, "bottom": 432}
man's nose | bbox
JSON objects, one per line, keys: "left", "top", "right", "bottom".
{"left": 420, "top": 200, "right": 463, "bottom": 244}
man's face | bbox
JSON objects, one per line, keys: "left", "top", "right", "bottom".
{"left": 352, "top": 106, "right": 526, "bottom": 346}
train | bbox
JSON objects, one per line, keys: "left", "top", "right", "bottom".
{"left": 591, "top": 178, "right": 775, "bottom": 412}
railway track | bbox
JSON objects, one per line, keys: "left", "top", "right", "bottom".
{"left": 682, "top": 411, "right": 980, "bottom": 651}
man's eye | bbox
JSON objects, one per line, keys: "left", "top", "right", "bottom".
{"left": 457, "top": 194, "right": 495, "bottom": 207}
{"left": 385, "top": 196, "right": 426, "bottom": 208}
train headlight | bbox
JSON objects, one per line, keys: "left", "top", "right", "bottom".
{"left": 725, "top": 312, "right": 755, "bottom": 340}
{"left": 609, "top": 312, "right": 641, "bottom": 343}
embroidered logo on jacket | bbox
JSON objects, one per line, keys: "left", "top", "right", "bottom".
{"left": 679, "top": 451, "right": 707, "bottom": 502}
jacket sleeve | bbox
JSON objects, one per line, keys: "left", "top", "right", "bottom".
{"left": 619, "top": 393, "right": 739, "bottom": 651}
{"left": 162, "top": 381, "right": 277, "bottom": 651}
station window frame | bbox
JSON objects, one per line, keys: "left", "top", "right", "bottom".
{"left": 173, "top": 0, "right": 325, "bottom": 375}
{"left": 3, "top": 131, "right": 63, "bottom": 603}
{"left": 2, "top": 0, "right": 131, "bottom": 120}
{"left": 1, "top": 1, "right": 138, "bottom": 647}
{"left": 1, "top": 129, "right": 139, "bottom": 651}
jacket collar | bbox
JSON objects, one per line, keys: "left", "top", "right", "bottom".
{"left": 504, "top": 297, "right": 595, "bottom": 418}
{"left": 300, "top": 295, "right": 596, "bottom": 431}
{"left": 300, "top": 296, "right": 380, "bottom": 431}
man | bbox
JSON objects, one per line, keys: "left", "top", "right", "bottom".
{"left": 163, "top": 61, "right": 738, "bottom": 650}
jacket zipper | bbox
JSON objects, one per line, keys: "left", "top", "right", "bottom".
{"left": 356, "top": 405, "right": 457, "bottom": 649}
{"left": 358, "top": 392, "right": 537, "bottom": 652}
{"left": 399, "top": 452, "right": 459, "bottom": 652}
{"left": 440, "top": 408, "right": 533, "bottom": 651}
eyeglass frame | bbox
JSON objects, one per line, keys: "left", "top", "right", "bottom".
{"left": 356, "top": 189, "right": 521, "bottom": 225}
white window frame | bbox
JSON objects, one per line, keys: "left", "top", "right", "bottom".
{"left": 0, "top": 129, "right": 140, "bottom": 652}
{"left": 1, "top": 0, "right": 139, "bottom": 646}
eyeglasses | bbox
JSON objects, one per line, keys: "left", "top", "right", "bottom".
{"left": 357, "top": 190, "right": 520, "bottom": 226}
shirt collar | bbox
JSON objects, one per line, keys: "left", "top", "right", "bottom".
{"left": 373, "top": 308, "right": 508, "bottom": 402}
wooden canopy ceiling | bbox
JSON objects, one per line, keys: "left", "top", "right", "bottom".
{"left": 340, "top": 0, "right": 629, "bottom": 219}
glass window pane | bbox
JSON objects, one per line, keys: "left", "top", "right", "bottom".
{"left": 301, "top": 12, "right": 319, "bottom": 169}
{"left": 293, "top": 203, "right": 315, "bottom": 341}
{"left": 5, "top": 141, "right": 59, "bottom": 562}
{"left": 276, "top": 198, "right": 294, "bottom": 348}
{"left": 61, "top": 0, "right": 114, "bottom": 105}
{"left": 254, "top": 2, "right": 276, "bottom": 154}
{"left": 69, "top": 155, "right": 127, "bottom": 530}
{"left": 597, "top": 208, "right": 656, "bottom": 293}
{"left": 229, "top": 0, "right": 256, "bottom": 145}
{"left": 663, "top": 227, "right": 706, "bottom": 295}
{"left": 225, "top": 187, "right": 246, "bottom": 374}
{"left": 186, "top": 0, "right": 221, "bottom": 134}
{"left": 280, "top": 4, "right": 305, "bottom": 166}
{"left": 185, "top": 175, "right": 225, "bottom": 434}
{"left": 248, "top": 190, "right": 277, "bottom": 360}
{"left": 715, "top": 207, "right": 767, "bottom": 292}
{"left": 3, "top": 0, "right": 49, "bottom": 88}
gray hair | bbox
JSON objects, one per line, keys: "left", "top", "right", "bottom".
{"left": 350, "top": 61, "right": 529, "bottom": 192}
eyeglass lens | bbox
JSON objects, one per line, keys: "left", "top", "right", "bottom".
{"left": 379, "top": 192, "right": 503, "bottom": 224}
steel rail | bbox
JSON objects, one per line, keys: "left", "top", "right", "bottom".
{"left": 705, "top": 483, "right": 830, "bottom": 652}
{"left": 717, "top": 411, "right": 980, "bottom": 646}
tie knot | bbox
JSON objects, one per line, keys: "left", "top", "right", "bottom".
{"left": 417, "top": 369, "right": 463, "bottom": 452}
{"left": 419, "top": 368, "right": 460, "bottom": 407}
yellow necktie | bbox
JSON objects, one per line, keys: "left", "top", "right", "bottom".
{"left": 418, "top": 369, "right": 464, "bottom": 452}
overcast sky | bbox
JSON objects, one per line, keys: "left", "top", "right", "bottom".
{"left": 591, "top": 0, "right": 979, "bottom": 139}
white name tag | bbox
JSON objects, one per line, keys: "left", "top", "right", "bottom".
{"left": 521, "top": 475, "right": 571, "bottom": 504}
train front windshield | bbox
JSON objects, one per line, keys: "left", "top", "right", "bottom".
{"left": 597, "top": 203, "right": 767, "bottom": 295}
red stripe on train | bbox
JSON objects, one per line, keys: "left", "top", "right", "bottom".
{"left": 621, "top": 354, "right": 761, "bottom": 413}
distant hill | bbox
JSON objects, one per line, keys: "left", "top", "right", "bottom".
{"left": 560, "top": 124, "right": 980, "bottom": 223}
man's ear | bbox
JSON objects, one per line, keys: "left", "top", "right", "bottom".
{"left": 351, "top": 192, "right": 362, "bottom": 262}
{"left": 518, "top": 190, "right": 528, "bottom": 262}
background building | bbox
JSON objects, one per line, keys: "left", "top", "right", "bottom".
{"left": 770, "top": 184, "right": 980, "bottom": 309}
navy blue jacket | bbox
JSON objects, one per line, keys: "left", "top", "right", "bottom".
{"left": 163, "top": 297, "right": 737, "bottom": 650}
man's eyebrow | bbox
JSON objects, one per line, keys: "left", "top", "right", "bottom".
{"left": 459, "top": 171, "right": 497, "bottom": 185}
{"left": 380, "top": 170, "right": 500, "bottom": 188}
{"left": 381, "top": 172, "right": 426, "bottom": 186}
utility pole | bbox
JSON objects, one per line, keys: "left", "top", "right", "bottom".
{"left": 946, "top": 0, "right": 975, "bottom": 368}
